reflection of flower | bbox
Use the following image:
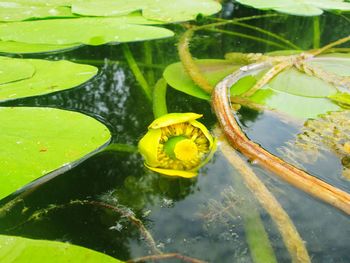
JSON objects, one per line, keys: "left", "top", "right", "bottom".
{"left": 138, "top": 113, "right": 216, "bottom": 178}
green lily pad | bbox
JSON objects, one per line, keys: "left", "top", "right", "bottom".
{"left": 0, "top": 58, "right": 97, "bottom": 102}
{"left": 0, "top": 57, "right": 35, "bottom": 85}
{"left": 0, "top": 41, "right": 81, "bottom": 54}
{"left": 0, "top": 16, "right": 174, "bottom": 46}
{"left": 163, "top": 59, "right": 243, "bottom": 100}
{"left": 72, "top": 0, "right": 221, "bottom": 22}
{"left": 0, "top": 107, "right": 111, "bottom": 200}
{"left": 0, "top": 3, "right": 74, "bottom": 22}
{"left": 0, "top": 235, "right": 124, "bottom": 263}
{"left": 235, "top": 0, "right": 350, "bottom": 16}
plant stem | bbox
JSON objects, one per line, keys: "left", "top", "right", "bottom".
{"left": 122, "top": 44, "right": 152, "bottom": 101}
{"left": 103, "top": 143, "right": 138, "bottom": 153}
{"left": 143, "top": 42, "right": 155, "bottom": 86}
{"left": 152, "top": 78, "right": 168, "bottom": 118}
{"left": 218, "top": 135, "right": 311, "bottom": 263}
{"left": 212, "top": 18, "right": 300, "bottom": 50}
{"left": 207, "top": 28, "right": 290, "bottom": 50}
{"left": 313, "top": 16, "right": 320, "bottom": 49}
{"left": 178, "top": 30, "right": 212, "bottom": 94}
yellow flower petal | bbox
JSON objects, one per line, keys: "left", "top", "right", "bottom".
{"left": 138, "top": 128, "right": 162, "bottom": 167}
{"left": 149, "top": 112, "right": 202, "bottom": 129}
{"left": 146, "top": 164, "right": 198, "bottom": 178}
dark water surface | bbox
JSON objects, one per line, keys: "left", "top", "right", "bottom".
{"left": 1, "top": 3, "right": 350, "bottom": 263}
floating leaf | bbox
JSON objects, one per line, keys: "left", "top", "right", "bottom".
{"left": 0, "top": 3, "right": 74, "bottom": 22}
{"left": 72, "top": 0, "right": 221, "bottom": 22}
{"left": 0, "top": 235, "right": 124, "bottom": 263}
{"left": 0, "top": 16, "right": 174, "bottom": 46}
{"left": 235, "top": 0, "right": 350, "bottom": 16}
{"left": 0, "top": 41, "right": 81, "bottom": 54}
{"left": 0, "top": 57, "right": 35, "bottom": 85}
{"left": 0, "top": 107, "right": 111, "bottom": 200}
{"left": 163, "top": 59, "right": 242, "bottom": 100}
{"left": 0, "top": 57, "right": 97, "bottom": 102}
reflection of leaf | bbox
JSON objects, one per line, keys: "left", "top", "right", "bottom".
{"left": 235, "top": 0, "right": 350, "bottom": 16}
{"left": 248, "top": 87, "right": 340, "bottom": 119}
{"left": 72, "top": 0, "right": 221, "bottom": 23}
{"left": 0, "top": 107, "right": 111, "bottom": 200}
{"left": 0, "top": 58, "right": 97, "bottom": 102}
{"left": 0, "top": 41, "right": 80, "bottom": 54}
{"left": 266, "top": 67, "right": 337, "bottom": 98}
{"left": 0, "top": 15, "right": 174, "bottom": 46}
{"left": 0, "top": 57, "right": 35, "bottom": 85}
{"left": 163, "top": 59, "right": 243, "bottom": 100}
{"left": 0, "top": 235, "right": 124, "bottom": 262}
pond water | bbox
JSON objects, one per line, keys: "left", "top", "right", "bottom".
{"left": 1, "top": 3, "right": 350, "bottom": 263}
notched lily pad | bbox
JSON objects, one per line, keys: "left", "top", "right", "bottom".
{"left": 0, "top": 56, "right": 35, "bottom": 85}
{"left": 0, "top": 57, "right": 97, "bottom": 102}
{"left": 0, "top": 107, "right": 111, "bottom": 200}
{"left": 235, "top": 0, "right": 350, "bottom": 16}
{"left": 72, "top": 0, "right": 222, "bottom": 22}
{"left": 163, "top": 59, "right": 243, "bottom": 100}
{"left": 0, "top": 16, "right": 174, "bottom": 46}
{"left": 0, "top": 235, "right": 124, "bottom": 263}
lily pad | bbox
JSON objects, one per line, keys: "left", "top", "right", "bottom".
{"left": 0, "top": 235, "right": 123, "bottom": 263}
{"left": 0, "top": 16, "right": 174, "bottom": 46}
{"left": 0, "top": 57, "right": 35, "bottom": 85}
{"left": 0, "top": 3, "right": 74, "bottom": 22}
{"left": 72, "top": 0, "right": 222, "bottom": 23}
{"left": 235, "top": 0, "right": 350, "bottom": 16}
{"left": 0, "top": 41, "right": 81, "bottom": 54}
{"left": 0, "top": 58, "right": 97, "bottom": 102}
{"left": 0, "top": 107, "right": 111, "bottom": 200}
{"left": 163, "top": 59, "right": 242, "bottom": 100}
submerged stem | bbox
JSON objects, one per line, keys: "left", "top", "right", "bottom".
{"left": 144, "top": 41, "right": 155, "bottom": 86}
{"left": 218, "top": 134, "right": 311, "bottom": 263}
{"left": 313, "top": 16, "right": 321, "bottom": 49}
{"left": 127, "top": 253, "right": 208, "bottom": 263}
{"left": 122, "top": 44, "right": 152, "bottom": 101}
{"left": 152, "top": 78, "right": 168, "bottom": 118}
{"left": 207, "top": 28, "right": 290, "bottom": 50}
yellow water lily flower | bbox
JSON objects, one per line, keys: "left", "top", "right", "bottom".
{"left": 138, "top": 113, "right": 216, "bottom": 178}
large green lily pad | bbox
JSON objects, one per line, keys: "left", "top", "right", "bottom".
{"left": 0, "top": 57, "right": 35, "bottom": 85}
{"left": 0, "top": 3, "right": 73, "bottom": 21}
{"left": 0, "top": 235, "right": 124, "bottom": 263}
{"left": 235, "top": 0, "right": 350, "bottom": 16}
{"left": 163, "top": 59, "right": 242, "bottom": 100}
{"left": 0, "top": 57, "right": 97, "bottom": 102}
{"left": 72, "top": 0, "right": 222, "bottom": 22}
{"left": 0, "top": 16, "right": 174, "bottom": 46}
{"left": 0, "top": 41, "right": 81, "bottom": 54}
{"left": 0, "top": 107, "right": 111, "bottom": 200}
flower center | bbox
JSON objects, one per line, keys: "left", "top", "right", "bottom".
{"left": 174, "top": 139, "right": 198, "bottom": 161}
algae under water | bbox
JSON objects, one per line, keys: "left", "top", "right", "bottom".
{"left": 0, "top": 3, "right": 350, "bottom": 263}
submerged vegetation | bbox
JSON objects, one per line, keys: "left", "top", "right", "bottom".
{"left": 0, "top": 0, "right": 350, "bottom": 262}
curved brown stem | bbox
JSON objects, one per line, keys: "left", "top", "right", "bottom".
{"left": 212, "top": 63, "right": 350, "bottom": 215}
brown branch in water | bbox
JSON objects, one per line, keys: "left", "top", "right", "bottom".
{"left": 217, "top": 132, "right": 311, "bottom": 263}
{"left": 84, "top": 200, "right": 162, "bottom": 255}
{"left": 212, "top": 64, "right": 350, "bottom": 215}
{"left": 127, "top": 253, "right": 208, "bottom": 263}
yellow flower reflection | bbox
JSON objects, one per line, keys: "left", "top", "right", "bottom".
{"left": 138, "top": 113, "right": 216, "bottom": 178}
